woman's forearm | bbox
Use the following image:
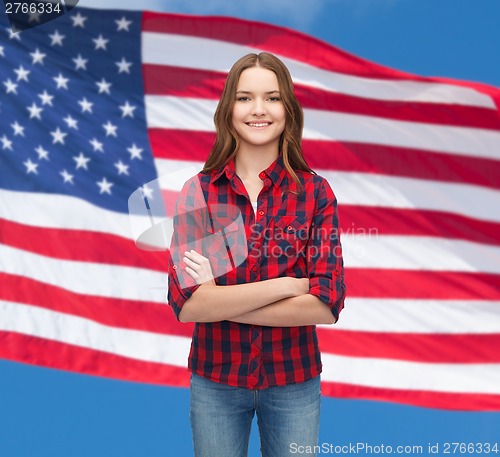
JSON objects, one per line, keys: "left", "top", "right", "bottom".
{"left": 229, "top": 294, "right": 336, "bottom": 327}
{"left": 178, "top": 277, "right": 308, "bottom": 323}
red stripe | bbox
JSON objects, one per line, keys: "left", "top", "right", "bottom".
{"left": 340, "top": 206, "right": 500, "bottom": 246}
{"left": 143, "top": 64, "right": 500, "bottom": 130}
{"left": 0, "top": 219, "right": 167, "bottom": 271}
{"left": 7, "top": 331, "right": 499, "bottom": 411}
{"left": 0, "top": 273, "right": 193, "bottom": 338}
{"left": 149, "top": 129, "right": 500, "bottom": 190}
{"left": 318, "top": 329, "right": 500, "bottom": 363}
{"left": 346, "top": 269, "right": 500, "bottom": 300}
{"left": 141, "top": 12, "right": 438, "bottom": 81}
{"left": 142, "top": 11, "right": 500, "bottom": 119}
{"left": 321, "top": 381, "right": 500, "bottom": 411}
{"left": 0, "top": 331, "right": 190, "bottom": 388}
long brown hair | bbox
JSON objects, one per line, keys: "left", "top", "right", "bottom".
{"left": 202, "top": 52, "right": 315, "bottom": 192}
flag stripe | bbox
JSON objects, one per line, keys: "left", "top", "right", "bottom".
{"left": 328, "top": 298, "right": 500, "bottom": 334}
{"left": 321, "top": 382, "right": 500, "bottom": 411}
{"left": 155, "top": 159, "right": 500, "bottom": 224}
{"left": 0, "top": 244, "right": 166, "bottom": 303}
{"left": 344, "top": 269, "right": 500, "bottom": 300}
{"left": 318, "top": 330, "right": 500, "bottom": 363}
{"left": 146, "top": 95, "right": 500, "bottom": 160}
{"left": 0, "top": 218, "right": 166, "bottom": 271}
{"left": 321, "top": 353, "right": 500, "bottom": 395}
{"left": 143, "top": 63, "right": 500, "bottom": 130}
{"left": 149, "top": 129, "right": 500, "bottom": 190}
{"left": 140, "top": 28, "right": 496, "bottom": 108}
{"left": 0, "top": 331, "right": 190, "bottom": 387}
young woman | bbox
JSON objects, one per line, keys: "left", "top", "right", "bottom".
{"left": 168, "top": 52, "right": 346, "bottom": 457}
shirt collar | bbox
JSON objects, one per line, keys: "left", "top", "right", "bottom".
{"left": 210, "top": 154, "right": 287, "bottom": 188}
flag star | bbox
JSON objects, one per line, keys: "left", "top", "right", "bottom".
{"left": 78, "top": 97, "right": 93, "bottom": 113}
{"left": 35, "top": 145, "right": 49, "bottom": 160}
{"left": 11, "top": 121, "right": 25, "bottom": 136}
{"left": 93, "top": 34, "right": 109, "bottom": 50}
{"left": 38, "top": 90, "right": 54, "bottom": 106}
{"left": 7, "top": 27, "right": 21, "bottom": 41}
{"left": 96, "top": 78, "right": 112, "bottom": 94}
{"left": 71, "top": 12, "right": 87, "bottom": 28}
{"left": 116, "top": 16, "right": 132, "bottom": 31}
{"left": 24, "top": 159, "right": 38, "bottom": 174}
{"left": 27, "top": 103, "right": 43, "bottom": 120}
{"left": 30, "top": 48, "right": 46, "bottom": 65}
{"left": 4, "top": 79, "right": 18, "bottom": 94}
{"left": 140, "top": 184, "right": 154, "bottom": 199}
{"left": 73, "top": 152, "right": 90, "bottom": 170}
{"left": 53, "top": 73, "right": 69, "bottom": 89}
{"left": 49, "top": 30, "right": 65, "bottom": 46}
{"left": 50, "top": 127, "right": 67, "bottom": 145}
{"left": 73, "top": 54, "right": 88, "bottom": 70}
{"left": 119, "top": 101, "right": 136, "bottom": 118}
{"left": 1, "top": 135, "right": 13, "bottom": 150}
{"left": 127, "top": 143, "right": 143, "bottom": 160}
{"left": 97, "top": 177, "right": 113, "bottom": 195}
{"left": 103, "top": 121, "right": 118, "bottom": 137}
{"left": 14, "top": 65, "right": 30, "bottom": 82}
{"left": 63, "top": 115, "right": 78, "bottom": 129}
{"left": 0, "top": 45, "right": 4, "bottom": 57}
{"left": 115, "top": 57, "right": 132, "bottom": 74}
{"left": 114, "top": 160, "right": 129, "bottom": 175}
{"left": 60, "top": 170, "right": 74, "bottom": 184}
{"left": 89, "top": 138, "right": 104, "bottom": 152}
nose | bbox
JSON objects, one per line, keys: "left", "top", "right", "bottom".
{"left": 251, "top": 98, "right": 267, "bottom": 116}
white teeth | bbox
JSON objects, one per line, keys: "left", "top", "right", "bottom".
{"left": 248, "top": 123, "right": 270, "bottom": 127}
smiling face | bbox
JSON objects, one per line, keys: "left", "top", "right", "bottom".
{"left": 231, "top": 66, "right": 286, "bottom": 154}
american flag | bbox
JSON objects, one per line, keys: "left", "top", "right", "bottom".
{"left": 1, "top": 7, "right": 499, "bottom": 411}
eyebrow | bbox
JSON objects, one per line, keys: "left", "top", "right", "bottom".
{"left": 236, "top": 90, "right": 281, "bottom": 95}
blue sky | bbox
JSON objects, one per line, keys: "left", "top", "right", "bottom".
{"left": 1, "top": 1, "right": 500, "bottom": 456}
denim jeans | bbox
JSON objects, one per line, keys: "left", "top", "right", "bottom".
{"left": 189, "top": 373, "right": 321, "bottom": 457}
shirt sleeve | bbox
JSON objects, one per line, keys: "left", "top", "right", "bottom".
{"left": 167, "top": 176, "right": 206, "bottom": 321}
{"left": 307, "top": 177, "right": 346, "bottom": 321}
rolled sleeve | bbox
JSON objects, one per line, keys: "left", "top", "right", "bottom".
{"left": 167, "top": 177, "right": 206, "bottom": 321}
{"left": 307, "top": 178, "right": 346, "bottom": 321}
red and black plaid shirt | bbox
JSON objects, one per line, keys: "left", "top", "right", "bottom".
{"left": 167, "top": 155, "right": 346, "bottom": 389}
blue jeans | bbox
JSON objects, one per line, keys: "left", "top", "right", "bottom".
{"left": 190, "top": 373, "right": 321, "bottom": 457}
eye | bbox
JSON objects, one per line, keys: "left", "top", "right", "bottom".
{"left": 268, "top": 97, "right": 281, "bottom": 102}
{"left": 236, "top": 96, "right": 250, "bottom": 102}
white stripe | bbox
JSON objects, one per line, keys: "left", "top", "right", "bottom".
{"left": 0, "top": 300, "right": 188, "bottom": 366}
{"left": 145, "top": 95, "right": 500, "bottom": 161}
{"left": 142, "top": 32, "right": 495, "bottom": 109}
{"left": 0, "top": 189, "right": 150, "bottom": 239}
{"left": 342, "top": 235, "right": 500, "bottom": 274}
{"left": 321, "top": 354, "right": 500, "bottom": 395}
{"left": 323, "top": 170, "right": 500, "bottom": 223}
{"left": 0, "top": 244, "right": 167, "bottom": 303}
{"left": 325, "top": 299, "right": 500, "bottom": 334}
{"left": 154, "top": 159, "right": 500, "bottom": 223}
{"left": 4, "top": 300, "right": 498, "bottom": 395}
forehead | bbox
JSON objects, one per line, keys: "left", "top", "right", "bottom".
{"left": 236, "top": 67, "right": 279, "bottom": 90}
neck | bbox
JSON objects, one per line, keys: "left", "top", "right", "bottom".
{"left": 234, "top": 144, "right": 279, "bottom": 179}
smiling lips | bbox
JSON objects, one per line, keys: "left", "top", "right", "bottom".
{"left": 246, "top": 122, "right": 272, "bottom": 128}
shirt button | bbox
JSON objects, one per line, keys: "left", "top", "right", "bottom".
{"left": 252, "top": 265, "right": 258, "bottom": 272}
{"left": 287, "top": 225, "right": 293, "bottom": 231}
{"left": 259, "top": 172, "right": 266, "bottom": 179}
{"left": 172, "top": 265, "right": 178, "bottom": 270}
{"left": 258, "top": 210, "right": 265, "bottom": 216}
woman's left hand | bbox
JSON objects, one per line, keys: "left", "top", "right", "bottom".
{"left": 183, "top": 250, "right": 216, "bottom": 286}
